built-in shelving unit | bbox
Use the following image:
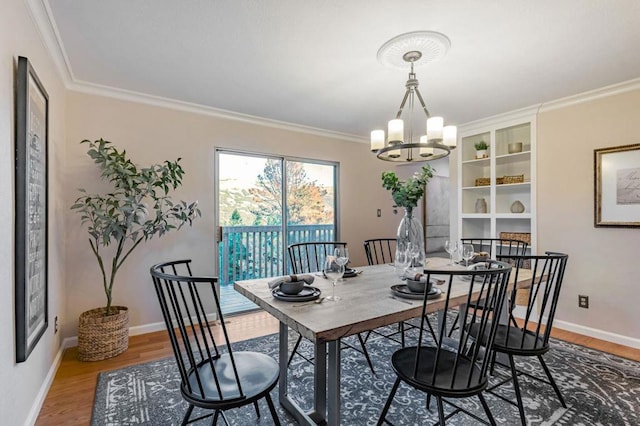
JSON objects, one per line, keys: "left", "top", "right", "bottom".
{"left": 457, "top": 113, "right": 536, "bottom": 252}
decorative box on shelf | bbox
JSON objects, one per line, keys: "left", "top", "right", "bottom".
{"left": 496, "top": 174, "right": 524, "bottom": 185}
{"left": 500, "top": 231, "right": 532, "bottom": 278}
{"left": 499, "top": 231, "right": 531, "bottom": 244}
{"left": 474, "top": 177, "right": 490, "bottom": 186}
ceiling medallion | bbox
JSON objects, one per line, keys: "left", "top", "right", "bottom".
{"left": 371, "top": 31, "right": 456, "bottom": 163}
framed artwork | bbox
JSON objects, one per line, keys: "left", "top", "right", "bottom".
{"left": 594, "top": 143, "right": 640, "bottom": 228}
{"left": 15, "top": 56, "right": 49, "bottom": 362}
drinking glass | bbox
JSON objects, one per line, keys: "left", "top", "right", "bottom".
{"left": 461, "top": 243, "right": 474, "bottom": 266}
{"left": 324, "top": 256, "right": 344, "bottom": 301}
{"left": 335, "top": 247, "right": 349, "bottom": 268}
{"left": 394, "top": 247, "right": 411, "bottom": 284}
{"left": 444, "top": 239, "right": 458, "bottom": 265}
{"left": 334, "top": 247, "right": 349, "bottom": 282}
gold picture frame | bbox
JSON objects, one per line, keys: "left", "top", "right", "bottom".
{"left": 594, "top": 143, "right": 640, "bottom": 228}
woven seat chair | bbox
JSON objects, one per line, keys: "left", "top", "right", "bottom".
{"left": 150, "top": 260, "right": 280, "bottom": 425}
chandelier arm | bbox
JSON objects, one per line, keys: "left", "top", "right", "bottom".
{"left": 414, "top": 87, "right": 431, "bottom": 118}
{"left": 395, "top": 88, "right": 412, "bottom": 119}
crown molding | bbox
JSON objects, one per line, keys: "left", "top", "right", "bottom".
{"left": 25, "top": 0, "right": 74, "bottom": 86}
{"left": 28, "top": 0, "right": 640, "bottom": 145}
{"left": 458, "top": 105, "right": 540, "bottom": 135}
{"left": 458, "top": 77, "right": 640, "bottom": 133}
{"left": 24, "top": 2, "right": 367, "bottom": 144}
{"left": 538, "top": 77, "right": 640, "bottom": 113}
{"left": 68, "top": 79, "right": 366, "bottom": 143}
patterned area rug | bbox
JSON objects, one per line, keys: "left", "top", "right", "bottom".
{"left": 92, "top": 327, "right": 639, "bottom": 425}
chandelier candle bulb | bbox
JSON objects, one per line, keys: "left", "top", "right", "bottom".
{"left": 426, "top": 116, "right": 443, "bottom": 141}
{"left": 371, "top": 130, "right": 385, "bottom": 151}
{"left": 419, "top": 135, "right": 434, "bottom": 156}
{"left": 443, "top": 125, "right": 457, "bottom": 147}
{"left": 388, "top": 119, "right": 404, "bottom": 144}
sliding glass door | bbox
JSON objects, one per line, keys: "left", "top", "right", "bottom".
{"left": 216, "top": 150, "right": 337, "bottom": 314}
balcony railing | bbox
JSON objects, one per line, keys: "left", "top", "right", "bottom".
{"left": 218, "top": 224, "right": 334, "bottom": 286}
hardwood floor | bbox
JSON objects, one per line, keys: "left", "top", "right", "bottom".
{"left": 36, "top": 310, "right": 639, "bottom": 425}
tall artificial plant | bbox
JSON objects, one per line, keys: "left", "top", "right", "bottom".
{"left": 381, "top": 165, "right": 435, "bottom": 209}
{"left": 71, "top": 139, "right": 200, "bottom": 315}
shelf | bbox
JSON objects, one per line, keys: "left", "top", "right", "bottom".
{"left": 458, "top": 115, "right": 535, "bottom": 249}
{"left": 462, "top": 214, "right": 491, "bottom": 219}
{"left": 462, "top": 185, "right": 491, "bottom": 191}
{"left": 495, "top": 182, "right": 531, "bottom": 191}
{"left": 462, "top": 157, "right": 490, "bottom": 166}
{"left": 494, "top": 213, "right": 532, "bottom": 219}
{"left": 496, "top": 151, "right": 531, "bottom": 165}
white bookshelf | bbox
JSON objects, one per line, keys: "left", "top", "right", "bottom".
{"left": 457, "top": 113, "right": 536, "bottom": 252}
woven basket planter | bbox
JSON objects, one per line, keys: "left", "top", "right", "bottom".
{"left": 77, "top": 306, "right": 129, "bottom": 361}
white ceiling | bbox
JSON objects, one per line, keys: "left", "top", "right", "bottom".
{"left": 45, "top": 0, "right": 640, "bottom": 140}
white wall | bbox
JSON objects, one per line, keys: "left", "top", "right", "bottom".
{"left": 63, "top": 91, "right": 403, "bottom": 337}
{"left": 538, "top": 89, "right": 640, "bottom": 343}
{"left": 0, "top": 1, "right": 67, "bottom": 425}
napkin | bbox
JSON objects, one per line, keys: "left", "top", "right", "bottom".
{"left": 267, "top": 274, "right": 315, "bottom": 289}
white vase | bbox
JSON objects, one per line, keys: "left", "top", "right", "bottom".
{"left": 476, "top": 149, "right": 487, "bottom": 159}
{"left": 511, "top": 200, "right": 525, "bottom": 213}
{"left": 475, "top": 198, "right": 487, "bottom": 213}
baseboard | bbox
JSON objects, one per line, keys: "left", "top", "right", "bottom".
{"left": 29, "top": 314, "right": 216, "bottom": 424}
{"left": 25, "top": 341, "right": 66, "bottom": 426}
{"left": 554, "top": 319, "right": 640, "bottom": 349}
{"left": 64, "top": 314, "right": 217, "bottom": 348}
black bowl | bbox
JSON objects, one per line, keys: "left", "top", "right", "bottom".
{"left": 406, "top": 279, "right": 433, "bottom": 294}
{"left": 279, "top": 280, "right": 305, "bottom": 295}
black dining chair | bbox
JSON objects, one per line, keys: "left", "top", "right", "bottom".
{"left": 377, "top": 260, "right": 512, "bottom": 425}
{"left": 287, "top": 241, "right": 376, "bottom": 374}
{"left": 150, "top": 260, "right": 281, "bottom": 426}
{"left": 363, "top": 238, "right": 416, "bottom": 347}
{"left": 448, "top": 238, "right": 529, "bottom": 336}
{"left": 460, "top": 238, "right": 529, "bottom": 260}
{"left": 363, "top": 238, "right": 397, "bottom": 266}
{"left": 471, "top": 252, "right": 569, "bottom": 426}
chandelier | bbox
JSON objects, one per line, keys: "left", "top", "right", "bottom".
{"left": 371, "top": 31, "right": 457, "bottom": 162}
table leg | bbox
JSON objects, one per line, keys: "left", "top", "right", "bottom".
{"left": 278, "top": 322, "right": 288, "bottom": 401}
{"left": 314, "top": 340, "right": 327, "bottom": 422}
{"left": 327, "top": 339, "right": 341, "bottom": 425}
{"left": 278, "top": 322, "right": 327, "bottom": 425}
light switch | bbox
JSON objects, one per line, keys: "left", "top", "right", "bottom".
{"left": 377, "top": 209, "right": 381, "bottom": 217}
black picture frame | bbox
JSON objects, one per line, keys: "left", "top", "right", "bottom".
{"left": 15, "top": 56, "right": 49, "bottom": 363}
{"left": 594, "top": 143, "right": 640, "bottom": 228}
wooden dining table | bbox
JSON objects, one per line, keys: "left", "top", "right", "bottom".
{"left": 234, "top": 257, "right": 532, "bottom": 425}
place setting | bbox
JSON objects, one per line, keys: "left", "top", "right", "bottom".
{"left": 389, "top": 243, "right": 444, "bottom": 301}
{"left": 267, "top": 274, "right": 322, "bottom": 302}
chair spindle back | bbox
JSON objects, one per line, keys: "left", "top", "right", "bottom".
{"left": 287, "top": 241, "right": 347, "bottom": 274}
{"left": 363, "top": 238, "right": 397, "bottom": 265}
{"left": 150, "top": 260, "right": 244, "bottom": 403}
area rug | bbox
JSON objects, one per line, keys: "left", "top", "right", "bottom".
{"left": 92, "top": 328, "right": 639, "bottom": 425}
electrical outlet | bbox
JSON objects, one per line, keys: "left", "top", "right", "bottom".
{"left": 54, "top": 316, "right": 59, "bottom": 333}
{"left": 578, "top": 295, "right": 589, "bottom": 309}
